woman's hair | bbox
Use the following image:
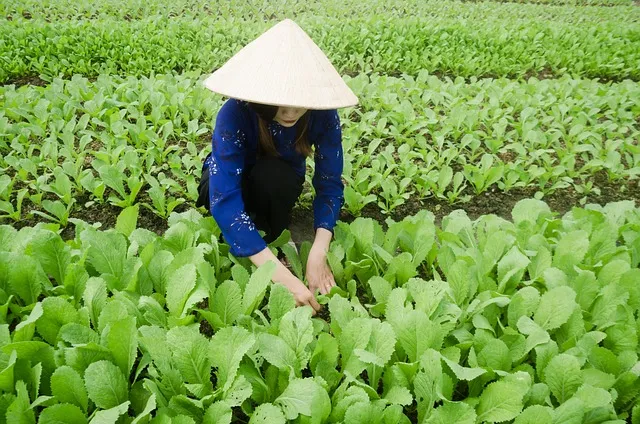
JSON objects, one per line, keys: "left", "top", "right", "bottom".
{"left": 246, "top": 102, "right": 312, "bottom": 157}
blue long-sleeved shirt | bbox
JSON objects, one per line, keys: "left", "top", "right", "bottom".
{"left": 205, "top": 98, "right": 344, "bottom": 257}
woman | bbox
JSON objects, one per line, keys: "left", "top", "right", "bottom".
{"left": 196, "top": 19, "right": 358, "bottom": 313}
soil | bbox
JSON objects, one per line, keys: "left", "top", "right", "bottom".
{"left": 3, "top": 171, "right": 638, "bottom": 244}
{"left": 4, "top": 75, "right": 48, "bottom": 87}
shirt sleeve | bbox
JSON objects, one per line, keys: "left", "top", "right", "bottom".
{"left": 312, "top": 109, "right": 345, "bottom": 233}
{"left": 208, "top": 101, "right": 266, "bottom": 257}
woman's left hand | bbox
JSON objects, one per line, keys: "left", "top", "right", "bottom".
{"left": 306, "top": 245, "right": 336, "bottom": 295}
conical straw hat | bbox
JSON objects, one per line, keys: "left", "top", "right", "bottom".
{"left": 203, "top": 19, "right": 358, "bottom": 110}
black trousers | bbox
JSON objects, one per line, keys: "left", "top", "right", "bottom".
{"left": 196, "top": 154, "right": 304, "bottom": 244}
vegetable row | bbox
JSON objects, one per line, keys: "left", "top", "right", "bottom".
{"left": 0, "top": 199, "right": 639, "bottom": 422}
{"left": 2, "top": 13, "right": 640, "bottom": 84}
{"left": 1, "top": 72, "right": 638, "bottom": 225}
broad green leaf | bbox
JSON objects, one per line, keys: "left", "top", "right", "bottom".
{"left": 476, "top": 375, "right": 529, "bottom": 423}
{"left": 39, "top": 404, "right": 87, "bottom": 424}
{"left": 5, "top": 253, "right": 46, "bottom": 305}
{"left": 58, "top": 323, "right": 100, "bottom": 345}
{"left": 275, "top": 378, "right": 330, "bottom": 421}
{"left": 553, "top": 230, "right": 589, "bottom": 273}
{"left": 279, "top": 307, "right": 313, "bottom": 366}
{"left": 223, "top": 374, "right": 252, "bottom": 407}
{"left": 211, "top": 280, "right": 243, "bottom": 327}
{"left": 339, "top": 318, "right": 372, "bottom": 376}
{"left": 84, "top": 361, "right": 129, "bottom": 409}
{"left": 268, "top": 283, "right": 295, "bottom": 322}
{"left": 167, "top": 326, "right": 211, "bottom": 386}
{"left": 512, "top": 199, "right": 551, "bottom": 225}
{"left": 544, "top": 354, "right": 583, "bottom": 404}
{"left": 394, "top": 310, "right": 442, "bottom": 363}
{"left": 166, "top": 263, "right": 197, "bottom": 317}
{"left": 203, "top": 401, "right": 232, "bottom": 424}
{"left": 384, "top": 386, "right": 412, "bottom": 406}
{"left": 28, "top": 231, "right": 71, "bottom": 286}
{"left": 104, "top": 316, "right": 137, "bottom": 378}
{"left": 115, "top": 205, "right": 139, "bottom": 237}
{"left": 89, "top": 401, "right": 130, "bottom": 424}
{"left": 441, "top": 355, "right": 486, "bottom": 381}
{"left": 51, "top": 366, "right": 88, "bottom": 412}
{"left": 6, "top": 380, "right": 35, "bottom": 424}
{"left": 508, "top": 287, "right": 540, "bottom": 328}
{"left": 243, "top": 261, "right": 276, "bottom": 315}
{"left": 368, "top": 276, "right": 392, "bottom": 304}
{"left": 131, "top": 393, "right": 156, "bottom": 424}
{"left": 83, "top": 277, "right": 108, "bottom": 329}
{"left": 82, "top": 230, "right": 127, "bottom": 281}
{"left": 574, "top": 384, "right": 611, "bottom": 409}
{"left": 210, "top": 326, "right": 255, "bottom": 392}
{"left": 414, "top": 349, "right": 444, "bottom": 421}
{"left": 13, "top": 302, "right": 43, "bottom": 342}
{"left": 249, "top": 403, "right": 286, "bottom": 424}
{"left": 425, "top": 402, "right": 476, "bottom": 424}
{"left": 514, "top": 405, "right": 554, "bottom": 424}
{"left": 534, "top": 286, "right": 577, "bottom": 331}
{"left": 258, "top": 333, "right": 298, "bottom": 372}
{"left": 551, "top": 397, "right": 584, "bottom": 424}
{"left": 497, "top": 246, "right": 530, "bottom": 293}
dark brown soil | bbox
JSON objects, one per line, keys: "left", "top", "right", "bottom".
{"left": 290, "top": 171, "right": 639, "bottom": 242}
{"left": 3, "top": 171, "right": 637, "bottom": 245}
{"left": 5, "top": 75, "right": 48, "bottom": 87}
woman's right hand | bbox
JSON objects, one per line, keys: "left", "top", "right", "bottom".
{"left": 250, "top": 247, "right": 321, "bottom": 315}
{"left": 279, "top": 274, "right": 321, "bottom": 314}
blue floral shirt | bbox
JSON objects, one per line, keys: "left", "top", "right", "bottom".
{"left": 205, "top": 99, "right": 344, "bottom": 257}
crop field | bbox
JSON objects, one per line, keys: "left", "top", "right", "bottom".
{"left": 1, "top": 0, "right": 640, "bottom": 423}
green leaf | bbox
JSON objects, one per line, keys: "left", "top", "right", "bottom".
{"left": 6, "top": 380, "right": 35, "bottom": 424}
{"left": 131, "top": 393, "right": 156, "bottom": 424}
{"left": 58, "top": 323, "right": 100, "bottom": 345}
{"left": 83, "top": 277, "right": 108, "bottom": 329}
{"left": 249, "top": 403, "right": 286, "bottom": 424}
{"left": 203, "top": 401, "right": 232, "bottom": 424}
{"left": 39, "top": 403, "right": 87, "bottom": 424}
{"left": 574, "top": 384, "right": 611, "bottom": 409}
{"left": 5, "top": 253, "right": 46, "bottom": 305}
{"left": 104, "top": 316, "right": 137, "bottom": 378}
{"left": 384, "top": 386, "right": 413, "bottom": 406}
{"left": 166, "top": 263, "right": 197, "bottom": 317}
{"left": 279, "top": 307, "right": 314, "bottom": 367}
{"left": 89, "top": 401, "right": 130, "bottom": 424}
{"left": 551, "top": 397, "right": 584, "bottom": 424}
{"left": 512, "top": 199, "right": 551, "bottom": 226}
{"left": 82, "top": 230, "right": 127, "bottom": 281}
{"left": 394, "top": 310, "right": 442, "bottom": 363}
{"left": 424, "top": 402, "right": 476, "bottom": 424}
{"left": 553, "top": 230, "right": 589, "bottom": 273}
{"left": 534, "top": 286, "right": 577, "bottom": 331}
{"left": 13, "top": 302, "right": 43, "bottom": 342}
{"left": 211, "top": 280, "right": 243, "bottom": 327}
{"left": 243, "top": 261, "right": 276, "bottom": 315}
{"left": 476, "top": 372, "right": 530, "bottom": 423}
{"left": 369, "top": 276, "right": 392, "bottom": 304}
{"left": 268, "top": 283, "right": 295, "bottom": 322}
{"left": 51, "top": 366, "right": 88, "bottom": 412}
{"left": 210, "top": 326, "right": 255, "bottom": 392}
{"left": 275, "top": 378, "right": 330, "bottom": 421}
{"left": 84, "top": 361, "right": 129, "bottom": 409}
{"left": 497, "top": 246, "right": 530, "bottom": 293}
{"left": 508, "top": 287, "right": 540, "bottom": 328}
{"left": 28, "top": 231, "right": 71, "bottom": 286}
{"left": 513, "top": 405, "right": 553, "bottom": 424}
{"left": 115, "top": 205, "right": 139, "bottom": 237}
{"left": 167, "top": 326, "right": 211, "bottom": 386}
{"left": 441, "top": 355, "right": 486, "bottom": 381}
{"left": 258, "top": 333, "right": 298, "bottom": 372}
{"left": 543, "top": 354, "right": 583, "bottom": 404}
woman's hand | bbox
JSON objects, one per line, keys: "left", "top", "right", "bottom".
{"left": 250, "top": 246, "right": 321, "bottom": 314}
{"left": 306, "top": 247, "right": 336, "bottom": 295}
{"left": 306, "top": 228, "right": 336, "bottom": 295}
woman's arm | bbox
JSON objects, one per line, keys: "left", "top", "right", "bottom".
{"left": 306, "top": 110, "right": 344, "bottom": 294}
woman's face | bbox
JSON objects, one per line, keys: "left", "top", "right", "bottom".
{"left": 274, "top": 106, "right": 308, "bottom": 127}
